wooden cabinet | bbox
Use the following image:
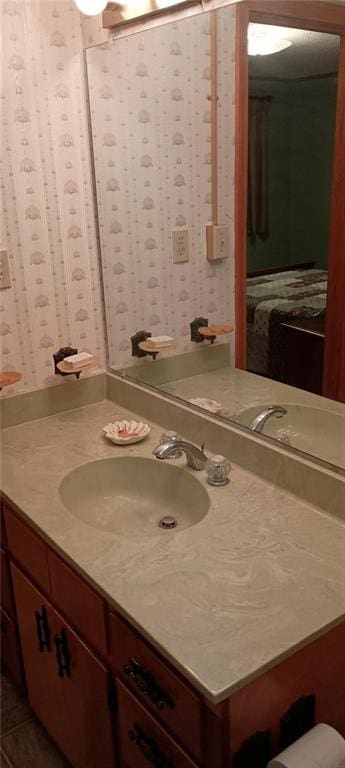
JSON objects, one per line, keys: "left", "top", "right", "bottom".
{"left": 118, "top": 681, "right": 199, "bottom": 768}
{"left": 109, "top": 613, "right": 202, "bottom": 762}
{"left": 2, "top": 499, "right": 345, "bottom": 768}
{"left": 228, "top": 620, "right": 345, "bottom": 760}
{"left": 11, "top": 564, "right": 116, "bottom": 768}
{"left": 10, "top": 565, "right": 63, "bottom": 743}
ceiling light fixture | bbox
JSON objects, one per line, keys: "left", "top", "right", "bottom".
{"left": 248, "top": 24, "right": 292, "bottom": 56}
{"left": 74, "top": 0, "right": 108, "bottom": 16}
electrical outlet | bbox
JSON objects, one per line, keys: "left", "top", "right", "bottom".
{"left": 0, "top": 249, "right": 11, "bottom": 289}
{"left": 206, "top": 225, "right": 230, "bottom": 261}
{"left": 172, "top": 228, "right": 189, "bottom": 263}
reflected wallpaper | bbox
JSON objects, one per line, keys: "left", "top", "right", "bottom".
{"left": 86, "top": 6, "right": 236, "bottom": 370}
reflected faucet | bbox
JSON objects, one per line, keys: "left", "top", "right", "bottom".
{"left": 248, "top": 405, "right": 287, "bottom": 433}
{"left": 153, "top": 440, "right": 207, "bottom": 470}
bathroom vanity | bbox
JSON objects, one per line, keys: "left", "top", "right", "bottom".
{"left": 1, "top": 399, "right": 344, "bottom": 768}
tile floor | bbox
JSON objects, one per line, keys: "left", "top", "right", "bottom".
{"left": 1, "top": 668, "right": 69, "bottom": 767}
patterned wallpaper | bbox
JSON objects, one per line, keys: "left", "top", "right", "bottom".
{"left": 86, "top": 5, "right": 236, "bottom": 371}
{"left": 1, "top": 0, "right": 106, "bottom": 395}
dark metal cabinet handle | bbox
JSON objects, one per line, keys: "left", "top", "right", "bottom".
{"left": 128, "top": 724, "right": 173, "bottom": 768}
{"left": 35, "top": 606, "right": 51, "bottom": 652}
{"left": 54, "top": 628, "right": 71, "bottom": 678}
{"left": 123, "top": 657, "right": 174, "bottom": 711}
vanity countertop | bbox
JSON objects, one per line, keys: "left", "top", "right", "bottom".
{"left": 1, "top": 399, "right": 345, "bottom": 703}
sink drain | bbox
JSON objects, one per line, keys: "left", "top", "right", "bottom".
{"left": 159, "top": 515, "right": 178, "bottom": 530}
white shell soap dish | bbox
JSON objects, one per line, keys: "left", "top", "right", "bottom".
{"left": 190, "top": 398, "right": 222, "bottom": 414}
{"left": 103, "top": 420, "right": 151, "bottom": 445}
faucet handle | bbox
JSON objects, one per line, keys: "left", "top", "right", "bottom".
{"left": 205, "top": 454, "right": 231, "bottom": 486}
{"left": 159, "top": 431, "right": 182, "bottom": 458}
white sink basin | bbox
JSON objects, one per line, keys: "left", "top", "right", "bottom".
{"left": 237, "top": 404, "right": 345, "bottom": 469}
{"left": 59, "top": 457, "right": 210, "bottom": 536}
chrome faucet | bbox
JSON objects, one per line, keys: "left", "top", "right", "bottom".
{"left": 248, "top": 405, "right": 287, "bottom": 433}
{"left": 153, "top": 439, "right": 207, "bottom": 470}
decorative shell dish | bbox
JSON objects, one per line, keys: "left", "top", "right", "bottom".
{"left": 189, "top": 398, "right": 222, "bottom": 414}
{"left": 103, "top": 420, "right": 151, "bottom": 445}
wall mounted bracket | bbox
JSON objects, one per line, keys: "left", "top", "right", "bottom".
{"left": 190, "top": 317, "right": 216, "bottom": 344}
{"left": 53, "top": 347, "right": 80, "bottom": 379}
{"left": 131, "top": 330, "right": 157, "bottom": 360}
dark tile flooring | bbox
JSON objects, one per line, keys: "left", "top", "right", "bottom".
{"left": 1, "top": 668, "right": 69, "bottom": 767}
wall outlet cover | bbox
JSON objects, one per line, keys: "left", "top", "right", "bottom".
{"left": 172, "top": 228, "right": 189, "bottom": 263}
{"left": 206, "top": 225, "right": 230, "bottom": 261}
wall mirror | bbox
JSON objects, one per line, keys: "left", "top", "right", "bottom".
{"left": 86, "top": 2, "right": 345, "bottom": 473}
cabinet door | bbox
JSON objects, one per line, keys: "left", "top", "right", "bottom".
{"left": 11, "top": 564, "right": 64, "bottom": 746}
{"left": 53, "top": 612, "right": 115, "bottom": 768}
{"left": 12, "top": 565, "right": 116, "bottom": 768}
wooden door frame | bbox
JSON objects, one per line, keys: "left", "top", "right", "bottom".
{"left": 234, "top": 1, "right": 345, "bottom": 402}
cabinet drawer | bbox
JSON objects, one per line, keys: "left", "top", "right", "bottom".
{"left": 3, "top": 507, "right": 50, "bottom": 595}
{"left": 1, "top": 548, "right": 15, "bottom": 619}
{"left": 48, "top": 549, "right": 108, "bottom": 658}
{"left": 109, "top": 613, "right": 202, "bottom": 761}
{"left": 0, "top": 606, "right": 24, "bottom": 686}
{"left": 118, "top": 681, "right": 199, "bottom": 768}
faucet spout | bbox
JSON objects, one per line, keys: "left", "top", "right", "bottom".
{"left": 153, "top": 440, "right": 207, "bottom": 470}
{"left": 248, "top": 405, "right": 287, "bottom": 433}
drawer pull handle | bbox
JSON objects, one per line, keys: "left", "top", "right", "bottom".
{"left": 128, "top": 724, "right": 173, "bottom": 768}
{"left": 54, "top": 628, "right": 71, "bottom": 678}
{"left": 124, "top": 657, "right": 174, "bottom": 711}
{"left": 35, "top": 606, "right": 51, "bottom": 653}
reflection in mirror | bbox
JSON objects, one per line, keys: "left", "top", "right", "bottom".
{"left": 246, "top": 25, "right": 339, "bottom": 394}
{"left": 86, "top": 9, "right": 345, "bottom": 472}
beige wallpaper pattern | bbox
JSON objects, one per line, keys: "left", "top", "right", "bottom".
{"left": 86, "top": 6, "right": 236, "bottom": 371}
{"left": 1, "top": 0, "right": 106, "bottom": 395}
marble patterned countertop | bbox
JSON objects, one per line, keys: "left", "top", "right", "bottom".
{"left": 1, "top": 399, "right": 345, "bottom": 702}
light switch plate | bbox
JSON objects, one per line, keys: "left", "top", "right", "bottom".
{"left": 172, "top": 229, "right": 189, "bottom": 263}
{"left": 206, "top": 225, "right": 230, "bottom": 261}
{"left": 0, "top": 249, "right": 11, "bottom": 289}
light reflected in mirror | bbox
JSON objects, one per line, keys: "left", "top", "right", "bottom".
{"left": 86, "top": 9, "right": 345, "bottom": 472}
